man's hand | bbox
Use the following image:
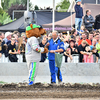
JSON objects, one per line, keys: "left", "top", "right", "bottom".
{"left": 50, "top": 50, "right": 55, "bottom": 53}
{"left": 45, "top": 43, "right": 50, "bottom": 47}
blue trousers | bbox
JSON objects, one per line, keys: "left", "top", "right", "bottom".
{"left": 75, "top": 18, "right": 82, "bottom": 32}
{"left": 49, "top": 60, "right": 62, "bottom": 83}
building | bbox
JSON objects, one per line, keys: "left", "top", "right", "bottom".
{"left": 68, "top": 0, "right": 100, "bottom": 12}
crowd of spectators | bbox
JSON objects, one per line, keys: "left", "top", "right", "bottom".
{"left": 0, "top": 31, "right": 27, "bottom": 62}
{"left": 0, "top": 0, "right": 100, "bottom": 63}
{"left": 0, "top": 27, "right": 100, "bottom": 63}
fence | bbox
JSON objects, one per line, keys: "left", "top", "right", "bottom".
{"left": 0, "top": 54, "right": 79, "bottom": 63}
{"left": 0, "top": 54, "right": 23, "bottom": 63}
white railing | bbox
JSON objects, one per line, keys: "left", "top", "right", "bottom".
{"left": 0, "top": 54, "right": 23, "bottom": 63}
{"left": 0, "top": 54, "right": 79, "bottom": 63}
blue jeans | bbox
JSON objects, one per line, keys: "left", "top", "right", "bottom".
{"left": 55, "top": 67, "right": 62, "bottom": 82}
{"left": 49, "top": 60, "right": 62, "bottom": 83}
{"left": 75, "top": 18, "right": 82, "bottom": 32}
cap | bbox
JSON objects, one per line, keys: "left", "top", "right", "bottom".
{"left": 5, "top": 32, "right": 12, "bottom": 38}
{"left": 26, "top": 24, "right": 40, "bottom": 31}
{"left": 76, "top": 0, "right": 81, "bottom": 3}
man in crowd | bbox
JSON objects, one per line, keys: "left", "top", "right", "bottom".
{"left": 78, "top": 32, "right": 91, "bottom": 46}
{"left": 39, "top": 36, "right": 47, "bottom": 62}
{"left": 94, "top": 13, "right": 100, "bottom": 30}
{"left": 7, "top": 36, "right": 18, "bottom": 62}
{"left": 83, "top": 9, "right": 95, "bottom": 32}
{"left": 46, "top": 31, "right": 64, "bottom": 84}
{"left": 88, "top": 31, "right": 94, "bottom": 43}
{"left": 75, "top": 0, "right": 83, "bottom": 32}
{"left": 94, "top": 33, "right": 99, "bottom": 44}
{"left": 0, "top": 32, "right": 5, "bottom": 57}
{"left": 4, "top": 32, "right": 12, "bottom": 45}
{"left": 71, "top": 28, "right": 77, "bottom": 40}
{"left": 78, "top": 40, "right": 91, "bottom": 62}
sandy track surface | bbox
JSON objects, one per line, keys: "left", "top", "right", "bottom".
{"left": 0, "top": 83, "right": 100, "bottom": 99}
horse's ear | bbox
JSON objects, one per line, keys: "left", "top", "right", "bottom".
{"left": 30, "top": 24, "right": 33, "bottom": 29}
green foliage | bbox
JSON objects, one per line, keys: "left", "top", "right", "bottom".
{"left": 0, "top": 8, "right": 4, "bottom": 15}
{"left": 29, "top": 2, "right": 34, "bottom": 10}
{"left": 56, "top": 0, "right": 70, "bottom": 11}
{"left": 34, "top": 5, "right": 39, "bottom": 10}
{"left": 8, "top": 0, "right": 21, "bottom": 8}
{"left": 1, "top": 0, "right": 33, "bottom": 11}
{"left": 0, "top": 81, "right": 7, "bottom": 84}
{"left": 0, "top": 12, "right": 15, "bottom": 25}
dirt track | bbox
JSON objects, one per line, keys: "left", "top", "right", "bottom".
{"left": 0, "top": 83, "right": 100, "bottom": 99}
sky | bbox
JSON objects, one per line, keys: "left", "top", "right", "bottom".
{"left": 30, "top": 0, "right": 62, "bottom": 8}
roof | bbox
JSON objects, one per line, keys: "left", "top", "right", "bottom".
{"left": 0, "top": 11, "right": 73, "bottom": 32}
{"left": 82, "top": 0, "right": 100, "bottom": 4}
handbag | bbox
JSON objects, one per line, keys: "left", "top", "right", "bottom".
{"left": 55, "top": 53, "right": 63, "bottom": 68}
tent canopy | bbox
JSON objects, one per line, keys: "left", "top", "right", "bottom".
{"left": 0, "top": 4, "right": 100, "bottom": 32}
{"left": 0, "top": 11, "right": 72, "bottom": 32}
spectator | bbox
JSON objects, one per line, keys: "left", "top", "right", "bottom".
{"left": 13, "top": 31, "right": 21, "bottom": 37}
{"left": 8, "top": 36, "right": 18, "bottom": 62}
{"left": 0, "top": 32, "right": 5, "bottom": 39}
{"left": 71, "top": 28, "right": 77, "bottom": 40}
{"left": 80, "top": 25, "right": 85, "bottom": 32}
{"left": 39, "top": 36, "right": 47, "bottom": 62}
{"left": 78, "top": 32, "right": 92, "bottom": 46}
{"left": 0, "top": 37, "right": 5, "bottom": 57}
{"left": 4, "top": 32, "right": 12, "bottom": 45}
{"left": 46, "top": 31, "right": 64, "bottom": 84}
{"left": 13, "top": 33, "right": 19, "bottom": 51}
{"left": 64, "top": 48, "right": 72, "bottom": 62}
{"left": 91, "top": 47, "right": 99, "bottom": 63}
{"left": 92, "top": 38, "right": 97, "bottom": 47}
{"left": 63, "top": 36, "right": 69, "bottom": 62}
{"left": 96, "top": 39, "right": 100, "bottom": 56}
{"left": 47, "top": 33, "right": 52, "bottom": 40}
{"left": 94, "top": 34, "right": 99, "bottom": 44}
{"left": 84, "top": 46, "right": 93, "bottom": 63}
{"left": 83, "top": 9, "right": 95, "bottom": 32}
{"left": 75, "top": 0, "right": 83, "bottom": 32}
{"left": 0, "top": 32, "right": 7, "bottom": 57}
{"left": 17, "top": 32, "right": 27, "bottom": 62}
{"left": 67, "top": 40, "right": 78, "bottom": 62}
{"left": 78, "top": 40, "right": 91, "bottom": 62}
{"left": 88, "top": 31, "right": 94, "bottom": 43}
{"left": 75, "top": 35, "right": 81, "bottom": 46}
{"left": 94, "top": 13, "right": 100, "bottom": 29}
{"left": 68, "top": 40, "right": 78, "bottom": 55}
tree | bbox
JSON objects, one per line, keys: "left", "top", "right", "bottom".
{"left": 34, "top": 5, "right": 39, "bottom": 10}
{"left": 56, "top": 0, "right": 70, "bottom": 11}
{"left": 1, "top": 0, "right": 33, "bottom": 11}
{"left": 0, "top": 8, "right": 4, "bottom": 15}
{"left": 8, "top": 4, "right": 27, "bottom": 19}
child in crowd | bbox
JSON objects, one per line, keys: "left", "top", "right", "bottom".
{"left": 91, "top": 47, "right": 99, "bottom": 63}
{"left": 84, "top": 45, "right": 93, "bottom": 63}
{"left": 64, "top": 48, "right": 73, "bottom": 62}
{"left": 80, "top": 25, "right": 85, "bottom": 32}
{"left": 84, "top": 45, "right": 99, "bottom": 63}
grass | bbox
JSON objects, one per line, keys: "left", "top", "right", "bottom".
{"left": 0, "top": 81, "right": 7, "bottom": 84}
